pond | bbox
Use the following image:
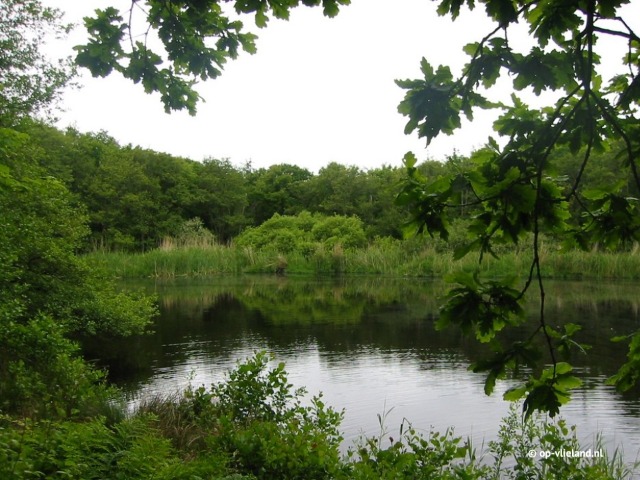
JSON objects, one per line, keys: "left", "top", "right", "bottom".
{"left": 85, "top": 276, "right": 640, "bottom": 460}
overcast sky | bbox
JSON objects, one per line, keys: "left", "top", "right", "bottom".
{"left": 43, "top": 0, "right": 638, "bottom": 172}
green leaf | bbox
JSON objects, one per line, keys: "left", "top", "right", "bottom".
{"left": 255, "top": 9, "right": 268, "bottom": 28}
{"left": 555, "top": 374, "right": 582, "bottom": 391}
{"left": 402, "top": 151, "right": 417, "bottom": 169}
{"left": 503, "top": 385, "right": 527, "bottom": 401}
{"left": 436, "top": 0, "right": 470, "bottom": 19}
{"left": 484, "top": 0, "right": 518, "bottom": 25}
{"left": 452, "top": 238, "right": 480, "bottom": 260}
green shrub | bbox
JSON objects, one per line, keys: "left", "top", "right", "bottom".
{"left": 347, "top": 420, "right": 487, "bottom": 479}
{"left": 0, "top": 154, "right": 157, "bottom": 418}
{"left": 210, "top": 352, "right": 345, "bottom": 479}
{"left": 0, "top": 415, "right": 176, "bottom": 480}
{"left": 0, "top": 309, "right": 110, "bottom": 419}
{"left": 345, "top": 403, "right": 637, "bottom": 480}
{"left": 235, "top": 211, "right": 367, "bottom": 255}
{"left": 487, "top": 404, "right": 637, "bottom": 479}
{"left": 311, "top": 215, "right": 367, "bottom": 249}
{"left": 138, "top": 352, "right": 346, "bottom": 479}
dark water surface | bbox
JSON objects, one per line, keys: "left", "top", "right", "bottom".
{"left": 86, "top": 276, "right": 640, "bottom": 459}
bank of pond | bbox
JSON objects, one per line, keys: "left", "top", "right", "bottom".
{"left": 5, "top": 269, "right": 640, "bottom": 479}
{"left": 86, "top": 240, "right": 640, "bottom": 280}
{"left": 1, "top": 352, "right": 638, "bottom": 479}
{"left": 70, "top": 276, "right": 640, "bottom": 478}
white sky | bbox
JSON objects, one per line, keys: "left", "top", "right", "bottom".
{"left": 43, "top": 0, "right": 638, "bottom": 172}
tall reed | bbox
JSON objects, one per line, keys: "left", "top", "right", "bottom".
{"left": 84, "top": 241, "right": 640, "bottom": 280}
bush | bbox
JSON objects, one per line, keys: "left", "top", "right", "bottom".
{"left": 0, "top": 132, "right": 156, "bottom": 419}
{"left": 345, "top": 403, "right": 637, "bottom": 480}
{"left": 210, "top": 352, "right": 345, "bottom": 479}
{"left": 347, "top": 421, "right": 486, "bottom": 479}
{"left": 0, "top": 310, "right": 108, "bottom": 418}
{"left": 486, "top": 404, "right": 636, "bottom": 479}
{"left": 311, "top": 215, "right": 367, "bottom": 249}
{"left": 0, "top": 415, "right": 177, "bottom": 480}
{"left": 160, "top": 217, "right": 218, "bottom": 250}
{"left": 235, "top": 211, "right": 367, "bottom": 255}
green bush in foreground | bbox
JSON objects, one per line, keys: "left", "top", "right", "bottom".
{"left": 1, "top": 353, "right": 637, "bottom": 479}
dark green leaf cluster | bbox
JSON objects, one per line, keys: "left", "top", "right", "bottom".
{"left": 396, "top": 152, "right": 453, "bottom": 240}
{"left": 75, "top": 0, "right": 350, "bottom": 114}
{"left": 573, "top": 185, "right": 640, "bottom": 249}
{"left": 504, "top": 363, "right": 582, "bottom": 419}
{"left": 608, "top": 331, "right": 640, "bottom": 392}
{"left": 438, "top": 272, "right": 524, "bottom": 343}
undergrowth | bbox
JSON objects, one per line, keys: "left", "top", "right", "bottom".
{"left": 1, "top": 353, "right": 637, "bottom": 479}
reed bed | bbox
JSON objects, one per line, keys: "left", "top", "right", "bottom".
{"left": 84, "top": 241, "right": 640, "bottom": 280}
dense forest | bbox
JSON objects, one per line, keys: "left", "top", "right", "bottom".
{"left": 15, "top": 120, "right": 640, "bottom": 253}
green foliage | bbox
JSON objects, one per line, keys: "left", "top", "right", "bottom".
{"left": 213, "top": 352, "right": 305, "bottom": 424}
{"left": 348, "top": 421, "right": 485, "bottom": 479}
{"left": 0, "top": 311, "right": 106, "bottom": 418}
{"left": 190, "top": 158, "right": 251, "bottom": 242}
{"left": 0, "top": 415, "right": 177, "bottom": 480}
{"left": 143, "top": 352, "right": 342, "bottom": 479}
{"left": 503, "top": 363, "right": 582, "bottom": 420}
{"left": 0, "top": 164, "right": 89, "bottom": 320}
{"left": 17, "top": 122, "right": 413, "bottom": 250}
{"left": 438, "top": 272, "right": 524, "bottom": 343}
{"left": 487, "top": 403, "right": 636, "bottom": 480}
{"left": 577, "top": 185, "right": 640, "bottom": 250}
{"left": 236, "top": 211, "right": 313, "bottom": 253}
{"left": 607, "top": 331, "right": 640, "bottom": 392}
{"left": 303, "top": 162, "right": 407, "bottom": 239}
{"left": 0, "top": 129, "right": 156, "bottom": 418}
{"left": 76, "top": 0, "right": 350, "bottom": 114}
{"left": 0, "top": 0, "right": 158, "bottom": 424}
{"left": 247, "top": 163, "right": 313, "bottom": 225}
{"left": 345, "top": 401, "right": 637, "bottom": 479}
{"left": 14, "top": 123, "right": 249, "bottom": 249}
{"left": 1, "top": 356, "right": 637, "bottom": 479}
{"left": 201, "top": 352, "right": 345, "bottom": 479}
{"left": 235, "top": 211, "right": 367, "bottom": 254}
{"left": 133, "top": 353, "right": 347, "bottom": 479}
{"left": 396, "top": 0, "right": 640, "bottom": 416}
{"left": 312, "top": 215, "right": 367, "bottom": 249}
{"left": 165, "top": 217, "right": 218, "bottom": 249}
{"left": 0, "top": 146, "right": 156, "bottom": 337}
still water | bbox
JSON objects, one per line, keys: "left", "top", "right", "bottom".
{"left": 87, "top": 276, "right": 640, "bottom": 459}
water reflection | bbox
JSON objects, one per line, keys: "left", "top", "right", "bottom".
{"left": 84, "top": 276, "right": 640, "bottom": 459}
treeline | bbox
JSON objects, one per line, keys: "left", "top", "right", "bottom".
{"left": 19, "top": 120, "right": 639, "bottom": 253}
{"left": 21, "top": 121, "right": 408, "bottom": 250}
